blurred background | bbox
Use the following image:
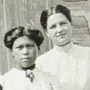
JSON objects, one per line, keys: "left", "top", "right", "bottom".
{"left": 0, "top": 0, "right": 90, "bottom": 74}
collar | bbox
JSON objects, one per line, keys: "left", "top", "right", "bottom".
{"left": 54, "top": 41, "right": 73, "bottom": 52}
{"left": 14, "top": 64, "right": 35, "bottom": 73}
{"left": 22, "top": 64, "right": 35, "bottom": 71}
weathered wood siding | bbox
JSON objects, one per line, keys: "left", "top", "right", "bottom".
{"left": 0, "top": 0, "right": 90, "bottom": 74}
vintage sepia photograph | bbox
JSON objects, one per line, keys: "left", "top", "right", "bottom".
{"left": 0, "top": 0, "right": 90, "bottom": 90}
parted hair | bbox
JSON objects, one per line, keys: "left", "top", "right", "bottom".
{"left": 40, "top": 4, "right": 72, "bottom": 30}
{"left": 4, "top": 26, "right": 44, "bottom": 49}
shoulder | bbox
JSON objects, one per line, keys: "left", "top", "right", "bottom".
{"left": 0, "top": 68, "right": 15, "bottom": 84}
{"left": 73, "top": 44, "right": 90, "bottom": 52}
{"left": 36, "top": 49, "right": 53, "bottom": 64}
{"left": 38, "top": 49, "right": 55, "bottom": 58}
{"left": 71, "top": 44, "right": 90, "bottom": 58}
{"left": 37, "top": 48, "right": 56, "bottom": 62}
{"left": 3, "top": 68, "right": 15, "bottom": 78}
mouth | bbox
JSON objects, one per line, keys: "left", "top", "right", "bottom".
{"left": 21, "top": 57, "right": 31, "bottom": 61}
{"left": 57, "top": 33, "right": 66, "bottom": 37}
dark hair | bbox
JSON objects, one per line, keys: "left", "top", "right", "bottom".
{"left": 0, "top": 85, "right": 2, "bottom": 90}
{"left": 4, "top": 26, "right": 44, "bottom": 49}
{"left": 40, "top": 4, "right": 72, "bottom": 30}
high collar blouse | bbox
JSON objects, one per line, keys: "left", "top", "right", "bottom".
{"left": 36, "top": 43, "right": 90, "bottom": 90}
{"left": 0, "top": 68, "right": 61, "bottom": 90}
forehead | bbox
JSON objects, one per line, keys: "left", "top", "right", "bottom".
{"left": 47, "top": 13, "right": 68, "bottom": 25}
{"left": 13, "top": 36, "right": 35, "bottom": 46}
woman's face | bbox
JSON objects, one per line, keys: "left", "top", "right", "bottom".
{"left": 47, "top": 13, "right": 72, "bottom": 46}
{"left": 11, "top": 36, "right": 38, "bottom": 70}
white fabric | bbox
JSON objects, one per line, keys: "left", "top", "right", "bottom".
{"left": 36, "top": 43, "right": 90, "bottom": 90}
{"left": 0, "top": 68, "right": 61, "bottom": 90}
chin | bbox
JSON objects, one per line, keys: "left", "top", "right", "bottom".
{"left": 23, "top": 65, "right": 31, "bottom": 68}
{"left": 21, "top": 66, "right": 30, "bottom": 70}
{"left": 56, "top": 41, "right": 70, "bottom": 46}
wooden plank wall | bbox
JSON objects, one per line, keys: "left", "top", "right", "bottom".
{"left": 0, "top": 0, "right": 52, "bottom": 74}
{"left": 0, "top": 0, "right": 90, "bottom": 74}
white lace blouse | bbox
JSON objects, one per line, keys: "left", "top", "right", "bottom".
{"left": 0, "top": 68, "right": 61, "bottom": 90}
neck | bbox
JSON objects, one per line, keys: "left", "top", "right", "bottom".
{"left": 54, "top": 41, "right": 72, "bottom": 52}
{"left": 16, "top": 64, "right": 35, "bottom": 71}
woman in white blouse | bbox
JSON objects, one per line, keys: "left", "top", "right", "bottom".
{"left": 36, "top": 4, "right": 90, "bottom": 90}
{"left": 0, "top": 26, "right": 61, "bottom": 90}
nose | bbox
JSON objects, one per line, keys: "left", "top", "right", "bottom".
{"left": 56, "top": 24, "right": 63, "bottom": 33}
{"left": 22, "top": 47, "right": 29, "bottom": 55}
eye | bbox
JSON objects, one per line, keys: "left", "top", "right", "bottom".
{"left": 60, "top": 22, "right": 67, "bottom": 25}
{"left": 50, "top": 24, "right": 56, "bottom": 29}
{"left": 16, "top": 45, "right": 23, "bottom": 50}
{"left": 26, "top": 44, "right": 35, "bottom": 48}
